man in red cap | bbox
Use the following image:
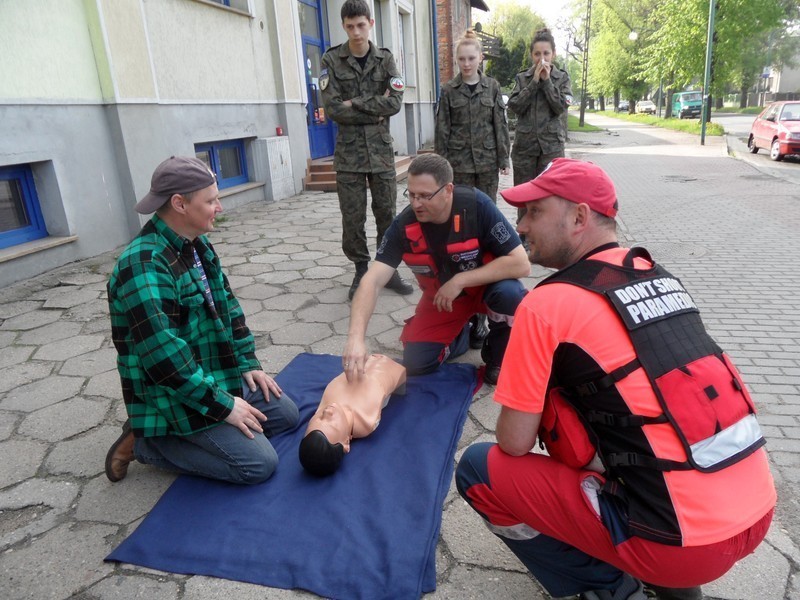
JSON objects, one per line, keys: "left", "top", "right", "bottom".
{"left": 104, "top": 156, "right": 299, "bottom": 484}
{"left": 455, "top": 158, "right": 775, "bottom": 599}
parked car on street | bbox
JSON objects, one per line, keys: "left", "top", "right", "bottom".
{"left": 617, "top": 100, "right": 629, "bottom": 112}
{"left": 672, "top": 91, "right": 703, "bottom": 119}
{"left": 748, "top": 101, "right": 800, "bottom": 162}
{"left": 636, "top": 100, "right": 656, "bottom": 114}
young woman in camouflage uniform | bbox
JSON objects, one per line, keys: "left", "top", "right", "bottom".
{"left": 434, "top": 30, "right": 510, "bottom": 204}
{"left": 508, "top": 28, "right": 573, "bottom": 188}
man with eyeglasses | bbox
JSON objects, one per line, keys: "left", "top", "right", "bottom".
{"left": 342, "top": 153, "right": 529, "bottom": 385}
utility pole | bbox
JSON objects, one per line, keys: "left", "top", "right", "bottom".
{"left": 700, "top": 0, "right": 717, "bottom": 145}
{"left": 579, "top": 0, "right": 593, "bottom": 127}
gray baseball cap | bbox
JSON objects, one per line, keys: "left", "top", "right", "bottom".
{"left": 135, "top": 156, "right": 217, "bottom": 214}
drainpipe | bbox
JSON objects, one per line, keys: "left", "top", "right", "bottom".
{"left": 431, "top": 0, "right": 441, "bottom": 104}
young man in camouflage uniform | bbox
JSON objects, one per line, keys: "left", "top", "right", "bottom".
{"left": 320, "top": 0, "right": 413, "bottom": 300}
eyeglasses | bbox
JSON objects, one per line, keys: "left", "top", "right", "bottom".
{"left": 403, "top": 183, "right": 447, "bottom": 203}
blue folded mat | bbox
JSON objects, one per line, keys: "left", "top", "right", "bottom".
{"left": 106, "top": 353, "right": 477, "bottom": 600}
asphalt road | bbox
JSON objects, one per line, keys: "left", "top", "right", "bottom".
{"left": 713, "top": 112, "right": 800, "bottom": 180}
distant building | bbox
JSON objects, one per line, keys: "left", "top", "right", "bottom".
{"left": 0, "top": 0, "right": 438, "bottom": 286}
{"left": 435, "top": 0, "right": 490, "bottom": 85}
{"left": 749, "top": 37, "right": 800, "bottom": 105}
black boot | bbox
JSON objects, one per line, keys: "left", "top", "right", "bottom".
{"left": 469, "top": 314, "right": 489, "bottom": 349}
{"left": 348, "top": 261, "right": 369, "bottom": 301}
{"left": 385, "top": 271, "right": 414, "bottom": 295}
{"left": 643, "top": 584, "right": 703, "bottom": 600}
{"left": 480, "top": 339, "right": 501, "bottom": 385}
{"left": 581, "top": 574, "right": 646, "bottom": 599}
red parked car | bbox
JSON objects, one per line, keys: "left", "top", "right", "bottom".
{"left": 748, "top": 100, "right": 800, "bottom": 161}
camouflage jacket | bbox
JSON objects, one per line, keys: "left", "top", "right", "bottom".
{"left": 434, "top": 73, "right": 510, "bottom": 173}
{"left": 508, "top": 66, "right": 573, "bottom": 157}
{"left": 320, "top": 41, "right": 403, "bottom": 173}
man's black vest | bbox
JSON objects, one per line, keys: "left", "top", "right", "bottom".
{"left": 538, "top": 247, "right": 765, "bottom": 474}
{"left": 399, "top": 185, "right": 490, "bottom": 295}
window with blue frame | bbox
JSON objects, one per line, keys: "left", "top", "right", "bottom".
{"left": 195, "top": 139, "right": 249, "bottom": 190}
{"left": 0, "top": 165, "right": 48, "bottom": 250}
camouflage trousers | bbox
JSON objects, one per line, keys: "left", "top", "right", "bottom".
{"left": 513, "top": 150, "right": 564, "bottom": 223}
{"left": 453, "top": 171, "right": 500, "bottom": 204}
{"left": 336, "top": 170, "right": 397, "bottom": 264}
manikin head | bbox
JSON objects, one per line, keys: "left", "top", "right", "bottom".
{"left": 299, "top": 403, "right": 352, "bottom": 477}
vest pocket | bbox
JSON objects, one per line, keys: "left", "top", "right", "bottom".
{"left": 539, "top": 387, "right": 597, "bottom": 469}
{"left": 656, "top": 354, "right": 753, "bottom": 445}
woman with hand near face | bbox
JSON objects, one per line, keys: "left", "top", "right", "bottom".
{"left": 434, "top": 30, "right": 510, "bottom": 204}
{"left": 508, "top": 28, "right": 573, "bottom": 192}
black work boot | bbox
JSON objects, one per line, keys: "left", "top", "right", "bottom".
{"left": 581, "top": 574, "right": 646, "bottom": 599}
{"left": 643, "top": 584, "right": 703, "bottom": 600}
{"left": 348, "top": 262, "right": 369, "bottom": 301}
{"left": 480, "top": 339, "right": 501, "bottom": 385}
{"left": 469, "top": 314, "right": 489, "bottom": 349}
{"left": 385, "top": 271, "right": 414, "bottom": 295}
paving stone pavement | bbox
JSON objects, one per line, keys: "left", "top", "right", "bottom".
{"left": 0, "top": 114, "right": 798, "bottom": 599}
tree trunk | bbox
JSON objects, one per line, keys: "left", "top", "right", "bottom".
{"left": 665, "top": 88, "right": 673, "bottom": 119}
{"left": 739, "top": 84, "right": 748, "bottom": 108}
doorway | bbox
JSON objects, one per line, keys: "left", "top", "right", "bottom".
{"left": 299, "top": 0, "right": 335, "bottom": 159}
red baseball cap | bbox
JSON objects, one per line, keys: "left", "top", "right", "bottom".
{"left": 500, "top": 158, "right": 618, "bottom": 217}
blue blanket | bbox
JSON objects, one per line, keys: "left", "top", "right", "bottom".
{"left": 107, "top": 353, "right": 476, "bottom": 600}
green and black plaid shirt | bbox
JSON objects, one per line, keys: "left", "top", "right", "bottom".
{"left": 108, "top": 214, "right": 261, "bottom": 437}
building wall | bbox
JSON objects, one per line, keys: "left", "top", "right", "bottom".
{"left": 0, "top": 104, "right": 130, "bottom": 285}
{"left": 0, "top": 0, "right": 437, "bottom": 286}
{"left": 0, "top": 0, "right": 309, "bottom": 286}
{"left": 436, "top": 0, "right": 470, "bottom": 84}
{"left": 775, "top": 64, "right": 800, "bottom": 94}
{"left": 0, "top": 0, "right": 103, "bottom": 101}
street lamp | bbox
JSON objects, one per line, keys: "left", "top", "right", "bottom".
{"left": 700, "top": 0, "right": 717, "bottom": 145}
{"left": 579, "top": 0, "right": 593, "bottom": 127}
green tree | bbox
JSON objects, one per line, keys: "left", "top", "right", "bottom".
{"left": 641, "top": 0, "right": 787, "bottom": 103}
{"left": 486, "top": 37, "right": 530, "bottom": 88}
{"left": 586, "top": 0, "right": 657, "bottom": 111}
{"left": 485, "top": 1, "right": 547, "bottom": 48}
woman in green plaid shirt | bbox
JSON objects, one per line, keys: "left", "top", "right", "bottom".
{"left": 105, "top": 157, "right": 299, "bottom": 484}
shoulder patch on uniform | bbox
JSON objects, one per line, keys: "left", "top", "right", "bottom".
{"left": 491, "top": 222, "right": 512, "bottom": 244}
{"left": 565, "top": 94, "right": 574, "bottom": 106}
{"left": 390, "top": 77, "right": 405, "bottom": 92}
{"left": 319, "top": 71, "right": 329, "bottom": 91}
